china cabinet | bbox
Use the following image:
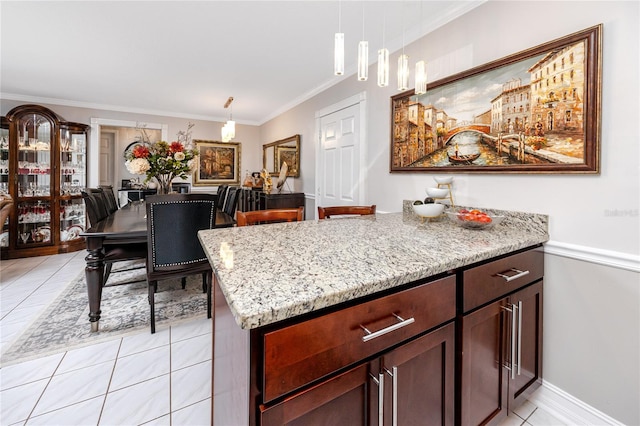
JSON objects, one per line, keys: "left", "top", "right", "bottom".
{"left": 1, "top": 104, "right": 89, "bottom": 259}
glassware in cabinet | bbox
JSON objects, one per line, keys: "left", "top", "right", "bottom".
{"left": 2, "top": 105, "right": 89, "bottom": 259}
{"left": 59, "top": 198, "right": 85, "bottom": 242}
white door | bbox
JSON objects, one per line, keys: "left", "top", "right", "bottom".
{"left": 316, "top": 94, "right": 366, "bottom": 215}
{"left": 99, "top": 132, "right": 115, "bottom": 187}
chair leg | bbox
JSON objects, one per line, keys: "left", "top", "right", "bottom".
{"left": 206, "top": 272, "right": 212, "bottom": 319}
{"left": 181, "top": 277, "right": 187, "bottom": 289}
{"left": 149, "top": 280, "right": 157, "bottom": 333}
{"left": 103, "top": 263, "right": 113, "bottom": 285}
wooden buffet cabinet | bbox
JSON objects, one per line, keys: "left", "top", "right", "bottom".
{"left": 212, "top": 245, "right": 543, "bottom": 426}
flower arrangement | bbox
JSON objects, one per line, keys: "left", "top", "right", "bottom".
{"left": 124, "top": 123, "right": 198, "bottom": 193}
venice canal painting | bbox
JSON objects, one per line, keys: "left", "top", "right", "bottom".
{"left": 390, "top": 26, "right": 601, "bottom": 174}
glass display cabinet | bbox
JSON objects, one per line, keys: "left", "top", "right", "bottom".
{"left": 1, "top": 104, "right": 89, "bottom": 259}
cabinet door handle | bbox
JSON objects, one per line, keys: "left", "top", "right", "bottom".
{"left": 517, "top": 300, "right": 522, "bottom": 376}
{"left": 502, "top": 304, "right": 517, "bottom": 379}
{"left": 385, "top": 367, "right": 398, "bottom": 426}
{"left": 496, "top": 268, "right": 530, "bottom": 282}
{"left": 361, "top": 313, "right": 415, "bottom": 342}
{"left": 511, "top": 303, "right": 517, "bottom": 380}
{"left": 370, "top": 372, "right": 384, "bottom": 425}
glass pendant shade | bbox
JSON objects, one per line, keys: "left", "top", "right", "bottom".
{"left": 357, "top": 41, "right": 369, "bottom": 81}
{"left": 397, "top": 54, "right": 409, "bottom": 91}
{"left": 377, "top": 48, "right": 389, "bottom": 87}
{"left": 226, "top": 120, "right": 235, "bottom": 139}
{"left": 221, "top": 125, "right": 228, "bottom": 142}
{"left": 415, "top": 60, "right": 427, "bottom": 95}
{"left": 334, "top": 33, "right": 345, "bottom": 75}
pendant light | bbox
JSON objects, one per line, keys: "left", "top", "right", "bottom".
{"left": 415, "top": 60, "right": 427, "bottom": 95}
{"left": 221, "top": 97, "right": 235, "bottom": 142}
{"left": 377, "top": 14, "right": 389, "bottom": 87}
{"left": 357, "top": 1, "right": 368, "bottom": 81}
{"left": 397, "top": 9, "right": 409, "bottom": 91}
{"left": 414, "top": 2, "right": 427, "bottom": 95}
{"left": 334, "top": 0, "right": 344, "bottom": 76}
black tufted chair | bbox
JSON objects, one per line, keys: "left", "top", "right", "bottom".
{"left": 99, "top": 185, "right": 119, "bottom": 213}
{"left": 145, "top": 193, "right": 217, "bottom": 333}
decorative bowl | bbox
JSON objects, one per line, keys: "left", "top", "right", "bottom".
{"left": 446, "top": 209, "right": 505, "bottom": 230}
{"left": 413, "top": 203, "right": 445, "bottom": 218}
{"left": 433, "top": 176, "right": 453, "bottom": 184}
{"left": 426, "top": 187, "right": 450, "bottom": 198}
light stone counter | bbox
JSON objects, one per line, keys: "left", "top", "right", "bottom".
{"left": 198, "top": 208, "right": 548, "bottom": 330}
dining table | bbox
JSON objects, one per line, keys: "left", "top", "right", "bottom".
{"left": 80, "top": 199, "right": 235, "bottom": 332}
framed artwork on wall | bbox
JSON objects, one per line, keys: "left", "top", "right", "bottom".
{"left": 275, "top": 145, "right": 299, "bottom": 177}
{"left": 193, "top": 140, "right": 241, "bottom": 185}
{"left": 390, "top": 24, "right": 602, "bottom": 174}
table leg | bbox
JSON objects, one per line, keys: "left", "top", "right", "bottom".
{"left": 85, "top": 244, "right": 105, "bottom": 332}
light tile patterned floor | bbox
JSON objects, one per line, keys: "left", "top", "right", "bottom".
{"left": 0, "top": 252, "right": 567, "bottom": 425}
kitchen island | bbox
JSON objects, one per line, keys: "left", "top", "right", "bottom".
{"left": 198, "top": 208, "right": 548, "bottom": 425}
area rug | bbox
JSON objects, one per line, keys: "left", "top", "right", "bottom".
{"left": 1, "top": 263, "right": 209, "bottom": 366}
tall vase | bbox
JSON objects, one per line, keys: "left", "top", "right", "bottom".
{"left": 155, "top": 175, "right": 173, "bottom": 195}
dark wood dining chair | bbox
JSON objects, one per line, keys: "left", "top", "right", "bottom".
{"left": 317, "top": 205, "right": 377, "bottom": 219}
{"left": 82, "top": 189, "right": 109, "bottom": 227}
{"left": 223, "top": 187, "right": 240, "bottom": 218}
{"left": 82, "top": 189, "right": 147, "bottom": 286}
{"left": 99, "top": 185, "right": 119, "bottom": 213}
{"left": 145, "top": 193, "right": 217, "bottom": 333}
{"left": 216, "top": 184, "right": 229, "bottom": 209}
{"left": 236, "top": 207, "right": 304, "bottom": 226}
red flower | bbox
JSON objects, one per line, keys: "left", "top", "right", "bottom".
{"left": 132, "top": 145, "right": 150, "bottom": 158}
{"left": 169, "top": 141, "right": 184, "bottom": 153}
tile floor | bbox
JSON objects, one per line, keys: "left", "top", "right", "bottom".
{"left": 0, "top": 251, "right": 567, "bottom": 426}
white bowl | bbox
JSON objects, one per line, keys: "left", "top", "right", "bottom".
{"left": 413, "top": 203, "right": 445, "bottom": 218}
{"left": 434, "top": 176, "right": 453, "bottom": 184}
{"left": 426, "top": 187, "right": 450, "bottom": 198}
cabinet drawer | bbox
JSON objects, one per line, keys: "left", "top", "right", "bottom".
{"left": 262, "top": 275, "right": 456, "bottom": 402}
{"left": 462, "top": 248, "right": 543, "bottom": 312}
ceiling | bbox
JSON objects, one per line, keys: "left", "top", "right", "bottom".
{"left": 1, "top": 1, "right": 485, "bottom": 125}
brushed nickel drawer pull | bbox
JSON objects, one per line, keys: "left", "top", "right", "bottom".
{"left": 361, "top": 313, "right": 415, "bottom": 342}
{"left": 496, "top": 268, "right": 530, "bottom": 282}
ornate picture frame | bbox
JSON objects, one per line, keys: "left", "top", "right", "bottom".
{"left": 390, "top": 24, "right": 602, "bottom": 174}
{"left": 275, "top": 145, "right": 299, "bottom": 177}
{"left": 193, "top": 140, "right": 241, "bottom": 185}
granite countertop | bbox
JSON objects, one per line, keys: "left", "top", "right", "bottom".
{"left": 198, "top": 207, "right": 549, "bottom": 330}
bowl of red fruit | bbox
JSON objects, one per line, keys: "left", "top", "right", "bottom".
{"left": 446, "top": 208, "right": 504, "bottom": 230}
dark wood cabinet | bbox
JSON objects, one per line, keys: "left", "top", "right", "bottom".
{"left": 261, "top": 322, "right": 455, "bottom": 426}
{"left": 1, "top": 104, "right": 89, "bottom": 259}
{"left": 212, "top": 246, "right": 543, "bottom": 426}
{"left": 239, "top": 188, "right": 305, "bottom": 216}
{"left": 458, "top": 248, "right": 543, "bottom": 426}
{"left": 259, "top": 191, "right": 305, "bottom": 211}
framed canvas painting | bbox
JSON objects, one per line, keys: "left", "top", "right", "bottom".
{"left": 390, "top": 25, "right": 602, "bottom": 174}
{"left": 193, "top": 140, "right": 241, "bottom": 185}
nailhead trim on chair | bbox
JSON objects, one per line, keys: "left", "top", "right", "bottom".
{"left": 149, "top": 199, "right": 216, "bottom": 267}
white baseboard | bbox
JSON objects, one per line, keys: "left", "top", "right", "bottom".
{"left": 544, "top": 240, "right": 640, "bottom": 273}
{"left": 529, "top": 381, "right": 625, "bottom": 426}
